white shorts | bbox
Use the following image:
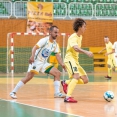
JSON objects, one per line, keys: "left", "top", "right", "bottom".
{"left": 28, "top": 60, "right": 53, "bottom": 74}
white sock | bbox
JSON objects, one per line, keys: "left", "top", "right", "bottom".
{"left": 54, "top": 81, "right": 60, "bottom": 94}
{"left": 12, "top": 81, "right": 24, "bottom": 93}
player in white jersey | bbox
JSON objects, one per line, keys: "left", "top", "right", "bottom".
{"left": 10, "top": 26, "right": 66, "bottom": 99}
{"left": 113, "top": 41, "right": 117, "bottom": 64}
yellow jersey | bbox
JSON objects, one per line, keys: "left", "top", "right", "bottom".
{"left": 106, "top": 41, "right": 114, "bottom": 59}
{"left": 64, "top": 33, "right": 82, "bottom": 63}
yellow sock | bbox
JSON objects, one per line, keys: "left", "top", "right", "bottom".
{"left": 108, "top": 68, "right": 112, "bottom": 77}
{"left": 77, "top": 78, "right": 84, "bottom": 84}
{"left": 67, "top": 79, "right": 78, "bottom": 97}
{"left": 65, "top": 79, "right": 71, "bottom": 85}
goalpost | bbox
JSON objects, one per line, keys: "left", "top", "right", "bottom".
{"left": 7, "top": 32, "right": 67, "bottom": 78}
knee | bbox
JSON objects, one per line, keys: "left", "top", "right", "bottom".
{"left": 54, "top": 70, "right": 61, "bottom": 77}
{"left": 84, "top": 78, "right": 89, "bottom": 84}
{"left": 108, "top": 64, "right": 111, "bottom": 68}
{"left": 81, "top": 76, "right": 89, "bottom": 84}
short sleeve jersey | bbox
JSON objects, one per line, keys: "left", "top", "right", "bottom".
{"left": 112, "top": 41, "right": 117, "bottom": 55}
{"left": 64, "top": 33, "right": 82, "bottom": 63}
{"left": 35, "top": 36, "right": 60, "bottom": 62}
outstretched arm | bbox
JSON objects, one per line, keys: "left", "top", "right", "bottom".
{"left": 73, "top": 45, "right": 93, "bottom": 57}
{"left": 98, "top": 47, "right": 106, "bottom": 54}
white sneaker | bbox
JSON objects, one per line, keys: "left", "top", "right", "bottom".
{"left": 54, "top": 92, "right": 66, "bottom": 98}
{"left": 10, "top": 92, "right": 17, "bottom": 99}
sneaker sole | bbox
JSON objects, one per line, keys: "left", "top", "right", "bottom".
{"left": 104, "top": 77, "right": 111, "bottom": 79}
{"left": 64, "top": 100, "right": 77, "bottom": 103}
{"left": 10, "top": 94, "right": 17, "bottom": 99}
{"left": 10, "top": 96, "right": 17, "bottom": 99}
{"left": 54, "top": 96, "right": 65, "bottom": 98}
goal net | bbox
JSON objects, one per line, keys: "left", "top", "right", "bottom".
{"left": 7, "top": 32, "right": 67, "bottom": 75}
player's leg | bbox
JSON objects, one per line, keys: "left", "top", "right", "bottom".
{"left": 61, "top": 63, "right": 86, "bottom": 94}
{"left": 42, "top": 63, "right": 66, "bottom": 98}
{"left": 61, "top": 62, "right": 73, "bottom": 94}
{"left": 64, "top": 61, "right": 80, "bottom": 103}
{"left": 105, "top": 58, "right": 112, "bottom": 79}
{"left": 77, "top": 65, "right": 88, "bottom": 84}
{"left": 10, "top": 72, "right": 35, "bottom": 99}
{"left": 10, "top": 62, "right": 42, "bottom": 99}
{"left": 64, "top": 73, "right": 80, "bottom": 103}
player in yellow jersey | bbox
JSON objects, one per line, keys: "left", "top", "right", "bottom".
{"left": 61, "top": 18, "right": 93, "bottom": 103}
{"left": 98, "top": 36, "right": 116, "bottom": 79}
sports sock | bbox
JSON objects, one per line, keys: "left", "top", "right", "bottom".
{"left": 65, "top": 79, "right": 71, "bottom": 85}
{"left": 108, "top": 68, "right": 112, "bottom": 77}
{"left": 12, "top": 81, "right": 24, "bottom": 93}
{"left": 54, "top": 81, "right": 60, "bottom": 94}
{"left": 66, "top": 79, "right": 78, "bottom": 97}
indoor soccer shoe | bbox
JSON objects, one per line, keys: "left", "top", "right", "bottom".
{"left": 105, "top": 75, "right": 112, "bottom": 79}
{"left": 64, "top": 97, "right": 77, "bottom": 103}
{"left": 54, "top": 92, "right": 66, "bottom": 98}
{"left": 10, "top": 92, "right": 17, "bottom": 99}
{"left": 61, "top": 80, "right": 68, "bottom": 94}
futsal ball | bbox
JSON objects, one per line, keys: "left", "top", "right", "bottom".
{"left": 103, "top": 91, "right": 114, "bottom": 102}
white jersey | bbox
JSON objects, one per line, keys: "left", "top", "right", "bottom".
{"left": 35, "top": 36, "right": 60, "bottom": 62}
{"left": 112, "top": 41, "right": 117, "bottom": 64}
{"left": 112, "top": 41, "right": 117, "bottom": 56}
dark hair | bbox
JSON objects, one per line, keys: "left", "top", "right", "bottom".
{"left": 104, "top": 36, "right": 108, "bottom": 38}
{"left": 73, "top": 18, "right": 86, "bottom": 32}
{"left": 49, "top": 25, "right": 58, "bottom": 31}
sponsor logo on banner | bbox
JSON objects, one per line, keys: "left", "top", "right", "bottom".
{"left": 27, "top": 2, "right": 53, "bottom": 34}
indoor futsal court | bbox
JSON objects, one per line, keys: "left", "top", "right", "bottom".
{"left": 1, "top": 0, "right": 117, "bottom": 117}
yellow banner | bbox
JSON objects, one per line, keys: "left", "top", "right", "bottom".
{"left": 27, "top": 2, "right": 53, "bottom": 23}
{"left": 27, "top": 2, "right": 53, "bottom": 33}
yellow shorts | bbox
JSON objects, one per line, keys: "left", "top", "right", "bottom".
{"left": 65, "top": 61, "right": 87, "bottom": 78}
{"left": 49, "top": 56, "right": 58, "bottom": 64}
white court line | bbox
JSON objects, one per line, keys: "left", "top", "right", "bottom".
{"left": 0, "top": 98, "right": 84, "bottom": 117}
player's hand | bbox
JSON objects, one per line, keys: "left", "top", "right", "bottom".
{"left": 29, "top": 56, "right": 34, "bottom": 64}
{"left": 61, "top": 63, "right": 67, "bottom": 72}
{"left": 86, "top": 51, "right": 93, "bottom": 57}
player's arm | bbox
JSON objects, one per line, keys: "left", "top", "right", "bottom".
{"left": 29, "top": 38, "right": 46, "bottom": 64}
{"left": 73, "top": 45, "right": 93, "bottom": 57}
{"left": 29, "top": 45, "right": 38, "bottom": 64}
{"left": 55, "top": 53, "right": 63, "bottom": 66}
{"left": 54, "top": 43, "right": 63, "bottom": 65}
{"left": 105, "top": 49, "right": 115, "bottom": 56}
{"left": 55, "top": 53, "right": 66, "bottom": 71}
{"left": 54, "top": 43, "right": 66, "bottom": 70}
{"left": 98, "top": 47, "right": 106, "bottom": 54}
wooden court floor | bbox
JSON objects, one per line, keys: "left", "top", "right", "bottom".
{"left": 0, "top": 72, "right": 117, "bottom": 117}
